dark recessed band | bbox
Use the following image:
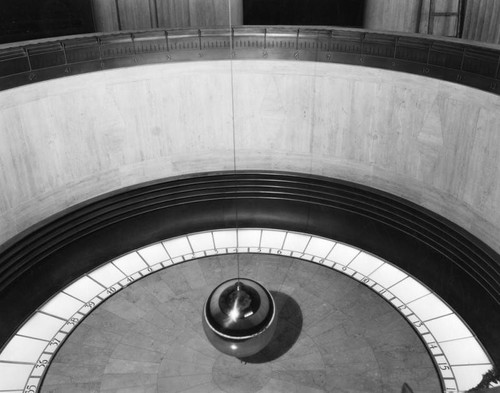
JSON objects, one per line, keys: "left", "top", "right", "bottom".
{"left": 0, "top": 171, "right": 499, "bottom": 366}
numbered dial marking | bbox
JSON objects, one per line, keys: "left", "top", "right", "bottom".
{"left": 0, "top": 228, "right": 494, "bottom": 393}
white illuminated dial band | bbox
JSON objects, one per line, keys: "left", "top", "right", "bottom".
{"left": 0, "top": 228, "right": 495, "bottom": 393}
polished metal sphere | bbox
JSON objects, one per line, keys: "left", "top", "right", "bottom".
{"left": 202, "top": 278, "right": 277, "bottom": 358}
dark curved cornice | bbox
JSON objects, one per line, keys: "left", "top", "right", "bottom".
{"left": 0, "top": 172, "right": 499, "bottom": 366}
{"left": 0, "top": 26, "right": 499, "bottom": 94}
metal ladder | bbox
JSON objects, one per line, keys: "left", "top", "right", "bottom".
{"left": 427, "top": 0, "right": 464, "bottom": 37}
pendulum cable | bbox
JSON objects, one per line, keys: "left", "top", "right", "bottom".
{"left": 228, "top": 0, "right": 240, "bottom": 283}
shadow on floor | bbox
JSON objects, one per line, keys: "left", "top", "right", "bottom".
{"left": 240, "top": 291, "right": 302, "bottom": 363}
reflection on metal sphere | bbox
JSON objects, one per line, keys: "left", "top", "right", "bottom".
{"left": 202, "top": 278, "right": 277, "bottom": 358}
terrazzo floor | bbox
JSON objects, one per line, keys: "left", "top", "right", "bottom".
{"left": 40, "top": 254, "right": 441, "bottom": 393}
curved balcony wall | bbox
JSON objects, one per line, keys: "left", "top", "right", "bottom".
{"left": 1, "top": 28, "right": 500, "bottom": 260}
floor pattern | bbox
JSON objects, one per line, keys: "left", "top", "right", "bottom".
{"left": 40, "top": 254, "right": 440, "bottom": 393}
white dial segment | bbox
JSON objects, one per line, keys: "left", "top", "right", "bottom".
{"left": 162, "top": 237, "right": 192, "bottom": 258}
{"left": 40, "top": 292, "right": 84, "bottom": 320}
{"left": 440, "top": 337, "right": 490, "bottom": 365}
{"left": 425, "top": 313, "right": 473, "bottom": 342}
{"left": 368, "top": 262, "right": 407, "bottom": 288}
{"left": 407, "top": 293, "right": 453, "bottom": 322}
{"left": 212, "top": 230, "right": 236, "bottom": 248}
{"left": 63, "top": 275, "right": 105, "bottom": 302}
{"left": 0, "top": 336, "right": 47, "bottom": 363}
{"left": 348, "top": 252, "right": 384, "bottom": 276}
{"left": 17, "top": 312, "right": 66, "bottom": 341}
{"left": 303, "top": 237, "right": 336, "bottom": 258}
{"left": 282, "top": 232, "right": 310, "bottom": 253}
{"left": 112, "top": 252, "right": 148, "bottom": 276}
{"left": 188, "top": 232, "right": 215, "bottom": 252}
{"left": 237, "top": 229, "right": 261, "bottom": 248}
{"left": 327, "top": 243, "right": 360, "bottom": 264}
{"left": 0, "top": 363, "right": 33, "bottom": 390}
{"left": 452, "top": 364, "right": 494, "bottom": 390}
{"left": 137, "top": 243, "right": 170, "bottom": 265}
{"left": 88, "top": 263, "right": 126, "bottom": 288}
{"left": 389, "top": 276, "right": 430, "bottom": 303}
{"left": 260, "top": 229, "right": 287, "bottom": 249}
{"left": 0, "top": 228, "right": 494, "bottom": 393}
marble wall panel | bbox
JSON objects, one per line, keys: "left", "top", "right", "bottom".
{"left": 92, "top": 0, "right": 243, "bottom": 31}
{"left": 463, "top": 0, "right": 500, "bottom": 44}
{"left": 364, "top": 0, "right": 421, "bottom": 33}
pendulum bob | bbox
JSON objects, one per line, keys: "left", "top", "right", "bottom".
{"left": 202, "top": 278, "right": 277, "bottom": 358}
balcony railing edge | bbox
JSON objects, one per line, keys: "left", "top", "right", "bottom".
{"left": 0, "top": 26, "right": 498, "bottom": 94}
